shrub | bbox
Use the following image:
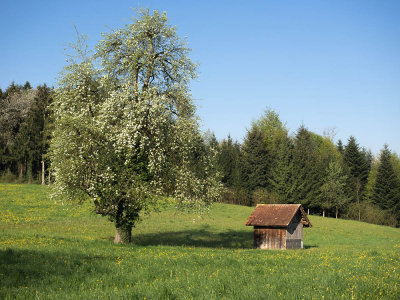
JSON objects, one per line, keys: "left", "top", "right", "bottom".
{"left": 252, "top": 188, "right": 282, "bottom": 205}
{"left": 0, "top": 169, "right": 19, "bottom": 183}
{"left": 219, "top": 188, "right": 252, "bottom": 206}
{"left": 347, "top": 202, "right": 397, "bottom": 227}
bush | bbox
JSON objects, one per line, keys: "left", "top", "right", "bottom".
{"left": 252, "top": 188, "right": 282, "bottom": 205}
{"left": 219, "top": 188, "right": 252, "bottom": 206}
{"left": 347, "top": 202, "right": 397, "bottom": 227}
{"left": 0, "top": 169, "right": 19, "bottom": 183}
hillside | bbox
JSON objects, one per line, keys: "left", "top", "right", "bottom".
{"left": 1, "top": 184, "right": 399, "bottom": 299}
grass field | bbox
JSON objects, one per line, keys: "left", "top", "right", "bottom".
{"left": 1, "top": 184, "right": 399, "bottom": 299}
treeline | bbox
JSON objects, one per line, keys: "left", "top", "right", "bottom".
{"left": 0, "top": 82, "right": 53, "bottom": 183}
{"left": 210, "top": 109, "right": 400, "bottom": 227}
{"left": 1, "top": 82, "right": 399, "bottom": 227}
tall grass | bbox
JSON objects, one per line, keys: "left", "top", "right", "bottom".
{"left": 1, "top": 184, "right": 399, "bottom": 299}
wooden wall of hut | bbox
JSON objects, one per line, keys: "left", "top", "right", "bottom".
{"left": 253, "top": 227, "right": 286, "bottom": 250}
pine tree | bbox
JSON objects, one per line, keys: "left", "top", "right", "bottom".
{"left": 241, "top": 125, "right": 270, "bottom": 191}
{"left": 23, "top": 81, "right": 32, "bottom": 90}
{"left": 290, "top": 126, "right": 321, "bottom": 208}
{"left": 373, "top": 145, "right": 400, "bottom": 218}
{"left": 337, "top": 139, "right": 344, "bottom": 154}
{"left": 343, "top": 137, "right": 370, "bottom": 186}
{"left": 35, "top": 84, "right": 53, "bottom": 184}
{"left": 217, "top": 136, "right": 241, "bottom": 188}
{"left": 269, "top": 137, "right": 294, "bottom": 203}
{"left": 343, "top": 136, "right": 371, "bottom": 217}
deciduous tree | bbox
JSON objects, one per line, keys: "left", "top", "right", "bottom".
{"left": 320, "top": 161, "right": 350, "bottom": 218}
{"left": 50, "top": 9, "right": 220, "bottom": 244}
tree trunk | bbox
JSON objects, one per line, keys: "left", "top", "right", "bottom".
{"left": 307, "top": 208, "right": 310, "bottom": 215}
{"left": 27, "top": 159, "right": 33, "bottom": 184}
{"left": 18, "top": 162, "right": 24, "bottom": 180}
{"left": 336, "top": 207, "right": 338, "bottom": 219}
{"left": 355, "top": 179, "right": 361, "bottom": 221}
{"left": 114, "top": 226, "right": 132, "bottom": 244}
{"left": 322, "top": 209, "right": 325, "bottom": 218}
{"left": 41, "top": 161, "right": 45, "bottom": 185}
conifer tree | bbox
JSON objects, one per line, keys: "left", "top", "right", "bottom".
{"left": 343, "top": 136, "right": 371, "bottom": 217}
{"left": 337, "top": 139, "right": 344, "bottom": 154}
{"left": 217, "top": 136, "right": 241, "bottom": 188}
{"left": 241, "top": 125, "right": 270, "bottom": 191}
{"left": 23, "top": 81, "right": 32, "bottom": 90}
{"left": 373, "top": 145, "right": 400, "bottom": 221}
{"left": 35, "top": 84, "right": 53, "bottom": 183}
{"left": 290, "top": 126, "right": 321, "bottom": 208}
{"left": 269, "top": 137, "right": 294, "bottom": 203}
{"left": 343, "top": 136, "right": 370, "bottom": 188}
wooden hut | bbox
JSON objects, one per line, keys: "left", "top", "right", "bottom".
{"left": 245, "top": 204, "right": 311, "bottom": 250}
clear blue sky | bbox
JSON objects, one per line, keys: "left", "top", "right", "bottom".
{"left": 1, "top": 0, "right": 399, "bottom": 155}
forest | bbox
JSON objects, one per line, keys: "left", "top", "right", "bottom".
{"left": 1, "top": 81, "right": 399, "bottom": 227}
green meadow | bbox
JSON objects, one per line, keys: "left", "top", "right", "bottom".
{"left": 1, "top": 184, "right": 399, "bottom": 299}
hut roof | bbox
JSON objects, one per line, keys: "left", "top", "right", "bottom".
{"left": 245, "top": 204, "right": 311, "bottom": 227}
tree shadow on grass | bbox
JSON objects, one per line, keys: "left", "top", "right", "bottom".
{"left": 133, "top": 227, "right": 253, "bottom": 249}
{"left": 304, "top": 245, "right": 318, "bottom": 249}
{"left": 132, "top": 225, "right": 318, "bottom": 250}
{"left": 0, "top": 248, "right": 110, "bottom": 292}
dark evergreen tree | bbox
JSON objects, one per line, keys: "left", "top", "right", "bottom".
{"left": 343, "top": 136, "right": 371, "bottom": 206}
{"left": 241, "top": 126, "right": 270, "bottom": 191}
{"left": 217, "top": 135, "right": 242, "bottom": 188}
{"left": 361, "top": 147, "right": 373, "bottom": 176}
{"left": 23, "top": 81, "right": 32, "bottom": 90}
{"left": 343, "top": 137, "right": 370, "bottom": 185}
{"left": 0, "top": 88, "right": 5, "bottom": 172}
{"left": 337, "top": 139, "right": 344, "bottom": 154}
{"left": 35, "top": 84, "right": 53, "bottom": 183}
{"left": 269, "top": 137, "right": 294, "bottom": 203}
{"left": 373, "top": 145, "right": 400, "bottom": 221}
{"left": 290, "top": 126, "right": 321, "bottom": 209}
{"left": 6, "top": 82, "right": 20, "bottom": 95}
{"left": 18, "top": 84, "right": 53, "bottom": 182}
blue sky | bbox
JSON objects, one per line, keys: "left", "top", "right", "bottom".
{"left": 1, "top": 0, "right": 399, "bottom": 155}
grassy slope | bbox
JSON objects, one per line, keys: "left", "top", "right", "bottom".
{"left": 0, "top": 184, "right": 399, "bottom": 299}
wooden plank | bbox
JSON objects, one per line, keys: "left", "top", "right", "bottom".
{"left": 254, "top": 227, "right": 286, "bottom": 250}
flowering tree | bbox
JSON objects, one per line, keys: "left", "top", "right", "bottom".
{"left": 50, "top": 9, "right": 220, "bottom": 243}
